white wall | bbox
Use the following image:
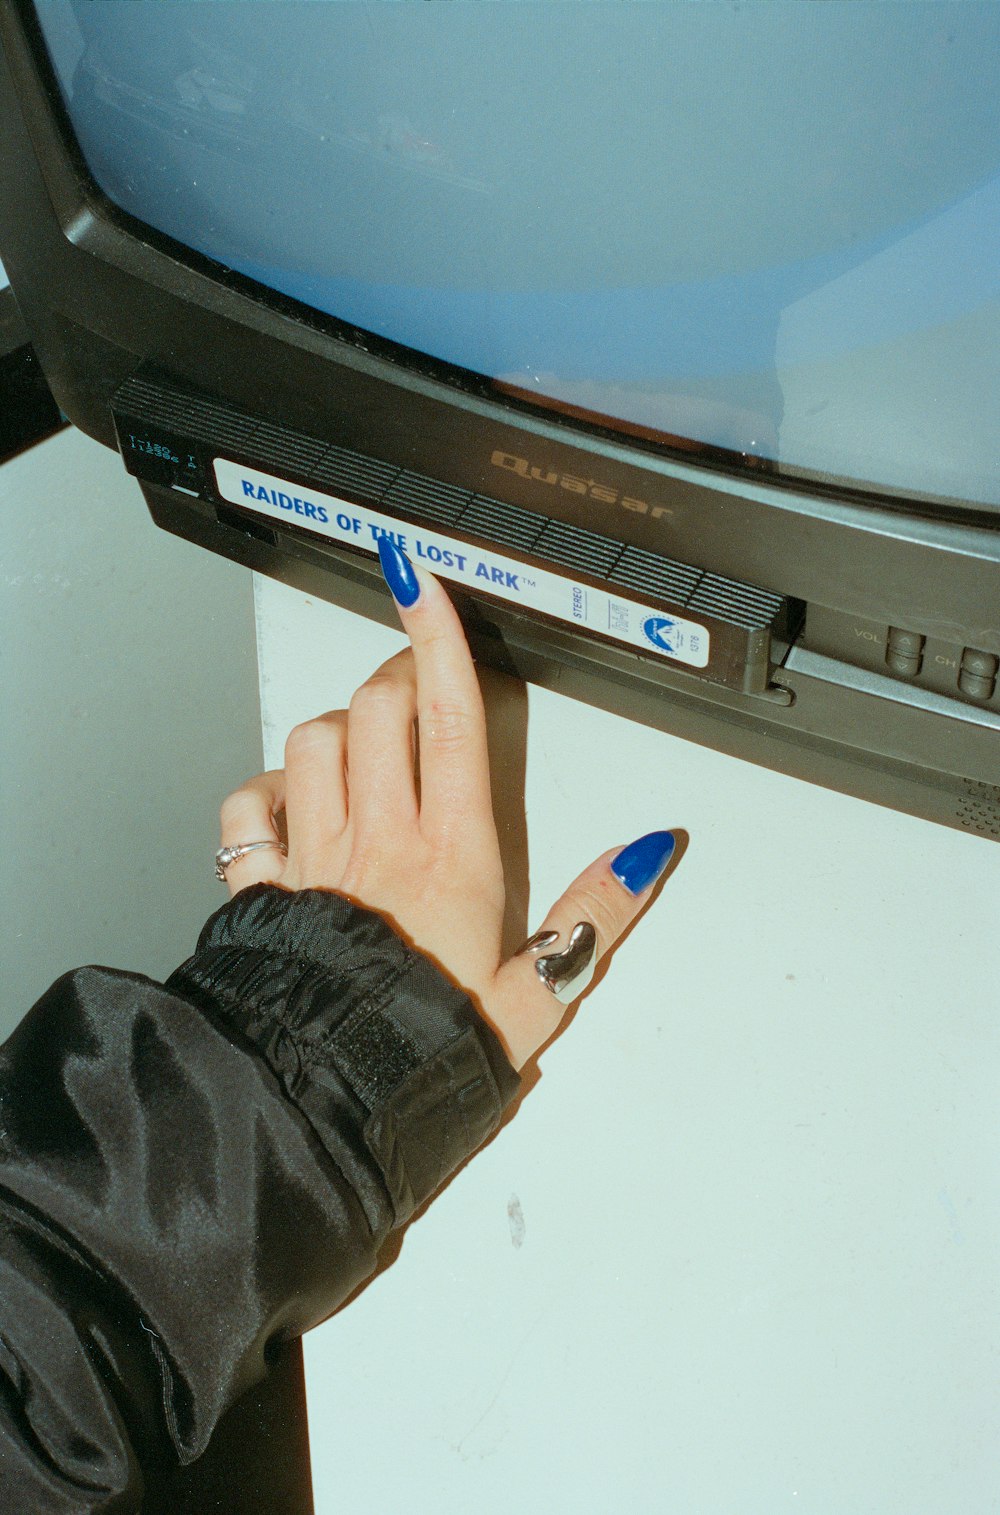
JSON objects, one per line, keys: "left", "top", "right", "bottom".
{"left": 256, "top": 580, "right": 999, "bottom": 1515}
{"left": 1, "top": 426, "right": 262, "bottom": 1030}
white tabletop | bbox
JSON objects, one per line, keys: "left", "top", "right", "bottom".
{"left": 256, "top": 575, "right": 999, "bottom": 1515}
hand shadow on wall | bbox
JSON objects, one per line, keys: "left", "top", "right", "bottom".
{"left": 335, "top": 662, "right": 686, "bottom": 1312}
{"left": 335, "top": 661, "right": 530, "bottom": 1308}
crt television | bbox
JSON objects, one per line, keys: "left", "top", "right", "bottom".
{"left": 1, "top": 1, "right": 998, "bottom": 840}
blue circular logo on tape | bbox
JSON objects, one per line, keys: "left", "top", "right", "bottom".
{"left": 641, "top": 615, "right": 677, "bottom": 653}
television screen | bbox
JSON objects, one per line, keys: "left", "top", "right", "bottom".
{"left": 31, "top": 0, "right": 1000, "bottom": 508}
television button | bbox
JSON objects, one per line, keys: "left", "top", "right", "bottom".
{"left": 887, "top": 626, "right": 923, "bottom": 655}
{"left": 886, "top": 626, "right": 925, "bottom": 676}
{"left": 959, "top": 648, "right": 998, "bottom": 701}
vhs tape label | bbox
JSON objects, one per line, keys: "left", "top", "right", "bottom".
{"left": 214, "top": 458, "right": 711, "bottom": 668}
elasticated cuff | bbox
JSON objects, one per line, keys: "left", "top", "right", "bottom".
{"left": 168, "top": 884, "right": 520, "bottom": 1222}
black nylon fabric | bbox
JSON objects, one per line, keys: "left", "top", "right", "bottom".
{"left": 0, "top": 885, "right": 519, "bottom": 1512}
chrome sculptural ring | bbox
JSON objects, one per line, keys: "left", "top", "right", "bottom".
{"left": 215, "top": 840, "right": 288, "bottom": 881}
{"left": 517, "top": 921, "right": 598, "bottom": 1006}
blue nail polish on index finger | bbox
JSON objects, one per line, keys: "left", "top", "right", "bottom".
{"left": 610, "top": 830, "right": 676, "bottom": 896}
{"left": 377, "top": 536, "right": 420, "bottom": 608}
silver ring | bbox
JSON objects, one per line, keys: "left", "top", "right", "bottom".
{"left": 517, "top": 921, "right": 598, "bottom": 1006}
{"left": 215, "top": 840, "right": 287, "bottom": 881}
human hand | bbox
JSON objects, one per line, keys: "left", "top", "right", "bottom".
{"left": 217, "top": 541, "right": 678, "bottom": 1070}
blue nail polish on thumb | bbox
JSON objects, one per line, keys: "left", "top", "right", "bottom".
{"left": 377, "top": 536, "right": 420, "bottom": 608}
{"left": 610, "top": 830, "right": 676, "bottom": 896}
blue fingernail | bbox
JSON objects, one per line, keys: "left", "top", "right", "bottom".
{"left": 377, "top": 536, "right": 420, "bottom": 608}
{"left": 610, "top": 830, "right": 676, "bottom": 896}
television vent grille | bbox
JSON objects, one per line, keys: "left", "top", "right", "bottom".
{"left": 311, "top": 445, "right": 398, "bottom": 500}
{"left": 535, "top": 519, "right": 621, "bottom": 578}
{"left": 248, "top": 421, "right": 326, "bottom": 476}
{"left": 955, "top": 779, "right": 1000, "bottom": 840}
{"left": 461, "top": 495, "right": 544, "bottom": 551}
{"left": 688, "top": 576, "right": 784, "bottom": 631}
{"left": 383, "top": 472, "right": 468, "bottom": 524}
{"left": 120, "top": 377, "right": 256, "bottom": 451}
{"left": 611, "top": 546, "right": 702, "bottom": 603}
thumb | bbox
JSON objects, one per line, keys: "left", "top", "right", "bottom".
{"left": 489, "top": 831, "right": 678, "bottom": 1069}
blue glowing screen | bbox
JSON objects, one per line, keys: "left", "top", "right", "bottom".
{"left": 34, "top": 1, "right": 1000, "bottom": 506}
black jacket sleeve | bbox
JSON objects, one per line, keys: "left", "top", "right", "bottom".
{"left": 0, "top": 885, "right": 520, "bottom": 1512}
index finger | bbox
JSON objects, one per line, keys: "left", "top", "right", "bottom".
{"left": 376, "top": 537, "right": 492, "bottom": 843}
